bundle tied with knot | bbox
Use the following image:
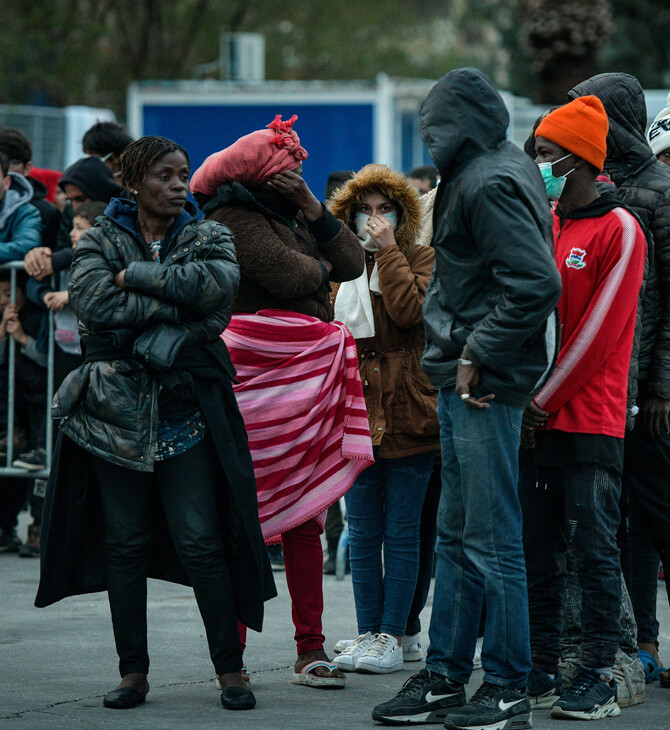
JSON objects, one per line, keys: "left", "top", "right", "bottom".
{"left": 190, "top": 114, "right": 308, "bottom": 198}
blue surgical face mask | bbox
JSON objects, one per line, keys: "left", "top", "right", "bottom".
{"left": 537, "top": 153, "right": 575, "bottom": 200}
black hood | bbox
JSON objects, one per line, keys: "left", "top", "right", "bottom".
{"left": 420, "top": 67, "right": 509, "bottom": 178}
{"left": 27, "top": 176, "right": 48, "bottom": 203}
{"left": 557, "top": 189, "right": 623, "bottom": 220}
{"left": 59, "top": 156, "right": 122, "bottom": 203}
{"left": 568, "top": 73, "right": 655, "bottom": 181}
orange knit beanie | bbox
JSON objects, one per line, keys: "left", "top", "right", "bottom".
{"left": 535, "top": 96, "right": 609, "bottom": 171}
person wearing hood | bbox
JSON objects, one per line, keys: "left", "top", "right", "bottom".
{"left": 191, "top": 115, "right": 370, "bottom": 691}
{"left": 568, "top": 73, "right": 670, "bottom": 687}
{"left": 373, "top": 68, "right": 561, "bottom": 729}
{"left": 647, "top": 93, "right": 670, "bottom": 167}
{"left": 0, "top": 153, "right": 41, "bottom": 263}
{"left": 327, "top": 164, "right": 438, "bottom": 675}
{"left": 35, "top": 136, "right": 275, "bottom": 713}
{"left": 24, "top": 156, "right": 123, "bottom": 283}
{"left": 0, "top": 127, "right": 60, "bottom": 248}
{"left": 520, "top": 96, "right": 646, "bottom": 720}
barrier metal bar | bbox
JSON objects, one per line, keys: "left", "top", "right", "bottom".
{"left": 0, "top": 260, "right": 55, "bottom": 480}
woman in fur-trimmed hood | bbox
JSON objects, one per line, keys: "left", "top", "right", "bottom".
{"left": 329, "top": 164, "right": 440, "bottom": 673}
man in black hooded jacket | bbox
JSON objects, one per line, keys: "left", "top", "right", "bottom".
{"left": 569, "top": 73, "right": 670, "bottom": 679}
{"left": 372, "top": 68, "right": 561, "bottom": 730}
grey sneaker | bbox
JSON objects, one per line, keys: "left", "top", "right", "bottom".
{"left": 612, "top": 649, "right": 646, "bottom": 708}
{"left": 558, "top": 655, "right": 581, "bottom": 691}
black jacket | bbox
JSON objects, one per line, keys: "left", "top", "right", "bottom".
{"left": 25, "top": 176, "right": 60, "bottom": 249}
{"left": 569, "top": 73, "right": 670, "bottom": 399}
{"left": 420, "top": 68, "right": 562, "bottom": 407}
{"left": 37, "top": 198, "right": 276, "bottom": 629}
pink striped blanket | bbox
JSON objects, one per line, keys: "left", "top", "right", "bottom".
{"left": 222, "top": 309, "right": 374, "bottom": 542}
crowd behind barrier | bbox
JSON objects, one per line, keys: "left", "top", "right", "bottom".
{"left": 0, "top": 261, "right": 53, "bottom": 480}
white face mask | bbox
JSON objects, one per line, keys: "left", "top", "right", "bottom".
{"left": 354, "top": 211, "right": 398, "bottom": 238}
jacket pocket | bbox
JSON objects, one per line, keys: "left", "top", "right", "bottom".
{"left": 400, "top": 367, "right": 440, "bottom": 437}
{"left": 52, "top": 364, "right": 91, "bottom": 419}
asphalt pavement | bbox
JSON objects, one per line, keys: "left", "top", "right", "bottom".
{"left": 1, "top": 512, "right": 669, "bottom": 729}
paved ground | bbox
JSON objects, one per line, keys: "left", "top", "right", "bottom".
{"left": 1, "top": 513, "right": 670, "bottom": 729}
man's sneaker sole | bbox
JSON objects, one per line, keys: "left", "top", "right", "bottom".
{"left": 617, "top": 690, "right": 645, "bottom": 708}
{"left": 444, "top": 714, "right": 532, "bottom": 730}
{"left": 372, "top": 698, "right": 465, "bottom": 725}
{"left": 11, "top": 460, "right": 46, "bottom": 471}
{"left": 551, "top": 698, "right": 621, "bottom": 720}
{"left": 529, "top": 688, "right": 560, "bottom": 709}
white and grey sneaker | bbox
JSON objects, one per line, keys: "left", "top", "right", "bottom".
{"left": 402, "top": 632, "right": 424, "bottom": 662}
{"left": 333, "top": 632, "right": 375, "bottom": 672}
{"left": 356, "top": 633, "right": 404, "bottom": 674}
{"left": 612, "top": 649, "right": 646, "bottom": 708}
{"left": 333, "top": 637, "right": 355, "bottom": 654}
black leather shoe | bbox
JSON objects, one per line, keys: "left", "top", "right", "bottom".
{"left": 221, "top": 686, "right": 256, "bottom": 710}
{"left": 103, "top": 686, "right": 147, "bottom": 709}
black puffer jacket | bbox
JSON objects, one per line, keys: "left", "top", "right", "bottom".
{"left": 569, "top": 74, "right": 670, "bottom": 399}
{"left": 54, "top": 198, "right": 240, "bottom": 471}
{"left": 420, "top": 68, "right": 562, "bottom": 407}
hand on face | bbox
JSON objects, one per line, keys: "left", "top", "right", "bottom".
{"left": 266, "top": 169, "right": 323, "bottom": 221}
{"left": 364, "top": 214, "right": 396, "bottom": 250}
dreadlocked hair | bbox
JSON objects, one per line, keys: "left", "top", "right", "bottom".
{"left": 120, "top": 136, "right": 189, "bottom": 192}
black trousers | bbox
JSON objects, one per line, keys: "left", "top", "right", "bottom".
{"left": 405, "top": 457, "right": 441, "bottom": 636}
{"left": 520, "top": 462, "right": 622, "bottom": 671}
{"left": 90, "top": 435, "right": 242, "bottom": 677}
{"left": 623, "top": 420, "right": 670, "bottom": 643}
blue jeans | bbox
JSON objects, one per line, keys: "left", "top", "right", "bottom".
{"left": 519, "top": 463, "right": 622, "bottom": 671}
{"left": 345, "top": 451, "right": 435, "bottom": 637}
{"left": 426, "top": 388, "right": 530, "bottom": 688}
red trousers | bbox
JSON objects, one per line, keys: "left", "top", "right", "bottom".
{"left": 239, "top": 517, "right": 326, "bottom": 655}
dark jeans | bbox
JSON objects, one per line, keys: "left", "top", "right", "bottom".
{"left": 405, "top": 458, "right": 441, "bottom": 636}
{"left": 520, "top": 462, "right": 622, "bottom": 672}
{"left": 623, "top": 419, "right": 670, "bottom": 644}
{"left": 90, "top": 435, "right": 241, "bottom": 677}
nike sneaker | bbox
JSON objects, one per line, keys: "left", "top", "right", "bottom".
{"left": 372, "top": 668, "right": 465, "bottom": 724}
{"left": 527, "top": 666, "right": 562, "bottom": 709}
{"left": 443, "top": 682, "right": 531, "bottom": 729}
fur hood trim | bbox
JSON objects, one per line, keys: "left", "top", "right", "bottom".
{"left": 329, "top": 164, "right": 422, "bottom": 254}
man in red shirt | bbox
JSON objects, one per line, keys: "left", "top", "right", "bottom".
{"left": 520, "top": 96, "right": 646, "bottom": 720}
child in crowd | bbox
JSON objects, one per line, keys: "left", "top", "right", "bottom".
{"left": 30, "top": 202, "right": 106, "bottom": 380}
{"left": 12, "top": 202, "right": 106, "bottom": 558}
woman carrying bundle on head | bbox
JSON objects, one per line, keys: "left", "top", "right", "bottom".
{"left": 190, "top": 115, "right": 373, "bottom": 690}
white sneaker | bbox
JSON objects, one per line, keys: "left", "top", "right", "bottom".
{"left": 402, "top": 632, "right": 424, "bottom": 661}
{"left": 333, "top": 637, "right": 355, "bottom": 654}
{"left": 333, "top": 632, "right": 374, "bottom": 672}
{"left": 473, "top": 636, "right": 483, "bottom": 670}
{"left": 355, "top": 633, "right": 404, "bottom": 674}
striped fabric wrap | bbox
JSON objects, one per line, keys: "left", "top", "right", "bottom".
{"left": 222, "top": 309, "right": 374, "bottom": 542}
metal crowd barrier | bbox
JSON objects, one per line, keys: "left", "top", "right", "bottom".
{"left": 0, "top": 261, "right": 54, "bottom": 481}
